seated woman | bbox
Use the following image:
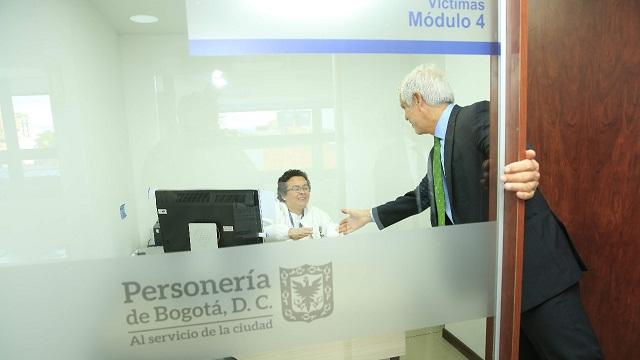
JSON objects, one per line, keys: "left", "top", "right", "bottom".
{"left": 264, "top": 169, "right": 338, "bottom": 242}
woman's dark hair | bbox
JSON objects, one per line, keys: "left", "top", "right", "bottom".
{"left": 277, "top": 169, "right": 311, "bottom": 201}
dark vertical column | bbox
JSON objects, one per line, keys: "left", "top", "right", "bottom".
{"left": 527, "top": 1, "right": 640, "bottom": 358}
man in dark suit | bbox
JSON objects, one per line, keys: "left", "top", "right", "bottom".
{"left": 340, "top": 64, "right": 602, "bottom": 359}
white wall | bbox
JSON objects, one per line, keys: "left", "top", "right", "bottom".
{"left": 0, "top": 0, "right": 138, "bottom": 263}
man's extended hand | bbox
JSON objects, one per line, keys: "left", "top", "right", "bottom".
{"left": 339, "top": 208, "right": 372, "bottom": 234}
{"left": 288, "top": 227, "right": 313, "bottom": 240}
{"left": 501, "top": 149, "right": 540, "bottom": 200}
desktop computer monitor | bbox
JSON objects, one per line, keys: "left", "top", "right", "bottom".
{"left": 155, "top": 189, "right": 263, "bottom": 252}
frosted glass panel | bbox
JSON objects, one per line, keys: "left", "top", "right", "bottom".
{"left": 0, "top": 222, "right": 496, "bottom": 359}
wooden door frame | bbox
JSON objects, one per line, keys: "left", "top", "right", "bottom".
{"left": 500, "top": 0, "right": 528, "bottom": 358}
{"left": 486, "top": 0, "right": 528, "bottom": 359}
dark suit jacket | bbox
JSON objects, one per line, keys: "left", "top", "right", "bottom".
{"left": 372, "top": 101, "right": 585, "bottom": 311}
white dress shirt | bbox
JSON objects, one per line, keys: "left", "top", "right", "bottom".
{"left": 264, "top": 201, "right": 339, "bottom": 242}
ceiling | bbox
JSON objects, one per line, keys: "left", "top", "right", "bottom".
{"left": 89, "top": 0, "right": 187, "bottom": 35}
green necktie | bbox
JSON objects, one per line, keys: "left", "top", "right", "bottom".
{"left": 432, "top": 137, "right": 446, "bottom": 226}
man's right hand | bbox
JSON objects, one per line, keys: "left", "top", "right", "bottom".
{"left": 288, "top": 227, "right": 313, "bottom": 240}
{"left": 339, "top": 208, "right": 372, "bottom": 234}
{"left": 501, "top": 149, "right": 540, "bottom": 200}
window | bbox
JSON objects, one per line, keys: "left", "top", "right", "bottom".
{"left": 218, "top": 107, "right": 336, "bottom": 172}
{"left": 11, "top": 95, "right": 56, "bottom": 150}
{"left": 321, "top": 108, "right": 335, "bottom": 133}
{"left": 0, "top": 93, "right": 59, "bottom": 184}
{"left": 218, "top": 109, "right": 313, "bottom": 136}
{"left": 23, "top": 159, "right": 61, "bottom": 177}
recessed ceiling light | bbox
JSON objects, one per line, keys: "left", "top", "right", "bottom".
{"left": 129, "top": 15, "right": 159, "bottom": 24}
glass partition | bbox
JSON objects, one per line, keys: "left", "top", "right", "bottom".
{"left": 0, "top": 0, "right": 505, "bottom": 359}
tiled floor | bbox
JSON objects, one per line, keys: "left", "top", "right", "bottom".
{"left": 400, "top": 327, "right": 467, "bottom": 360}
{"left": 239, "top": 326, "right": 468, "bottom": 360}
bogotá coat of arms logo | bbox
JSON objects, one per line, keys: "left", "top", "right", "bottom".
{"left": 279, "top": 263, "right": 333, "bottom": 323}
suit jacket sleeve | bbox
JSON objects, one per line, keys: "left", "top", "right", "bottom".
{"left": 521, "top": 190, "right": 587, "bottom": 310}
{"left": 372, "top": 168, "right": 431, "bottom": 229}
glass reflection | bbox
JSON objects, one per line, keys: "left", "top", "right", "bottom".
{"left": 11, "top": 95, "right": 55, "bottom": 150}
{"left": 0, "top": 106, "right": 6, "bottom": 151}
{"left": 0, "top": 55, "right": 492, "bottom": 262}
{"left": 22, "top": 158, "right": 60, "bottom": 177}
{"left": 219, "top": 109, "right": 314, "bottom": 136}
{"left": 0, "top": 1, "right": 501, "bottom": 356}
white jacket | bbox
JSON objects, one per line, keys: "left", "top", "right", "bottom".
{"left": 264, "top": 201, "right": 339, "bottom": 242}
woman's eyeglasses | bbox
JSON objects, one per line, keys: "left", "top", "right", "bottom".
{"left": 287, "top": 185, "right": 310, "bottom": 193}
